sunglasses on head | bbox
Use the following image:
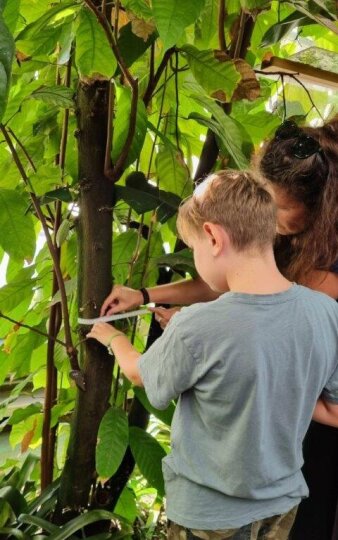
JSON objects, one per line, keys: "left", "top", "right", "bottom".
{"left": 275, "top": 120, "right": 322, "bottom": 160}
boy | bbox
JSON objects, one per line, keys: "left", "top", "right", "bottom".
{"left": 87, "top": 170, "right": 338, "bottom": 540}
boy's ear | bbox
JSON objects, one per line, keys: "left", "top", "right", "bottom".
{"left": 203, "top": 222, "right": 228, "bottom": 255}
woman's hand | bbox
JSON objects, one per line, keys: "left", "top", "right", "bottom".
{"left": 100, "top": 285, "right": 143, "bottom": 316}
{"left": 86, "top": 322, "right": 122, "bottom": 346}
{"left": 149, "top": 306, "right": 181, "bottom": 330}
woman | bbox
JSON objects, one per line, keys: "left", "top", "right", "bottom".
{"left": 101, "top": 115, "right": 338, "bottom": 539}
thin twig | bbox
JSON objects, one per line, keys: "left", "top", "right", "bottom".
{"left": 143, "top": 47, "right": 175, "bottom": 106}
{"left": 174, "top": 52, "right": 181, "bottom": 153}
{"left": 218, "top": 0, "right": 227, "bottom": 51}
{"left": 0, "top": 311, "right": 66, "bottom": 347}
{"left": 255, "top": 69, "right": 324, "bottom": 120}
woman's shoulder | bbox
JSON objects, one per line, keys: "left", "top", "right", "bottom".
{"left": 330, "top": 260, "right": 338, "bottom": 274}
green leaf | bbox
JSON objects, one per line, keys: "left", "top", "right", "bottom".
{"left": 134, "top": 387, "right": 175, "bottom": 426}
{"left": 96, "top": 407, "right": 129, "bottom": 479}
{"left": 16, "top": 2, "right": 79, "bottom": 42}
{"left": 261, "top": 11, "right": 311, "bottom": 47}
{"left": 0, "top": 189, "right": 36, "bottom": 261}
{"left": 115, "top": 171, "right": 181, "bottom": 221}
{"left": 129, "top": 426, "right": 166, "bottom": 496}
{"left": 287, "top": 1, "right": 338, "bottom": 33}
{"left": 0, "top": 486, "right": 28, "bottom": 517}
{"left": 156, "top": 145, "right": 192, "bottom": 198}
{"left": 0, "top": 527, "right": 29, "bottom": 539}
{"left": 114, "top": 487, "right": 137, "bottom": 523}
{"left": 47, "top": 510, "right": 115, "bottom": 540}
{"left": 112, "top": 230, "right": 144, "bottom": 284}
{"left": 240, "top": 0, "right": 270, "bottom": 8}
{"left": 111, "top": 85, "right": 147, "bottom": 168}
{"left": 2, "top": 0, "right": 20, "bottom": 34}
{"left": 18, "top": 514, "right": 58, "bottom": 534}
{"left": 121, "top": 0, "right": 153, "bottom": 20}
{"left": 8, "top": 404, "right": 42, "bottom": 425}
{"left": 30, "top": 86, "right": 75, "bottom": 109}
{"left": 196, "top": 0, "right": 218, "bottom": 49}
{"left": 189, "top": 94, "right": 249, "bottom": 168}
{"left": 0, "top": 272, "right": 36, "bottom": 313}
{"left": 117, "top": 22, "right": 157, "bottom": 69}
{"left": 152, "top": 0, "right": 206, "bottom": 50}
{"left": 56, "top": 219, "right": 71, "bottom": 247}
{"left": 16, "top": 2, "right": 79, "bottom": 56}
{"left": 155, "top": 248, "right": 196, "bottom": 276}
{"left": 0, "top": 6, "right": 14, "bottom": 122}
{"left": 181, "top": 45, "right": 240, "bottom": 102}
{"left": 39, "top": 187, "right": 73, "bottom": 205}
{"left": 75, "top": 7, "right": 117, "bottom": 79}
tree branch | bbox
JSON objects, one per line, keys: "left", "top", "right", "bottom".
{"left": 83, "top": 0, "right": 139, "bottom": 183}
{"left": 0, "top": 311, "right": 66, "bottom": 347}
{"left": 143, "top": 47, "right": 175, "bottom": 107}
{"left": 0, "top": 125, "right": 83, "bottom": 387}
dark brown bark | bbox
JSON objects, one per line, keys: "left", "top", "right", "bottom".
{"left": 55, "top": 79, "right": 114, "bottom": 516}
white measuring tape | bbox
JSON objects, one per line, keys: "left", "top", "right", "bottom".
{"left": 78, "top": 308, "right": 150, "bottom": 325}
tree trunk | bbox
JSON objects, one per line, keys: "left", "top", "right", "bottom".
{"left": 56, "top": 79, "right": 114, "bottom": 516}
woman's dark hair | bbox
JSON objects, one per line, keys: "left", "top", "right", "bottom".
{"left": 256, "top": 115, "right": 338, "bottom": 283}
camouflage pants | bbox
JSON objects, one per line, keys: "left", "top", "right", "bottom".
{"left": 167, "top": 506, "right": 298, "bottom": 540}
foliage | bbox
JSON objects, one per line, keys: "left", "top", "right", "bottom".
{"left": 0, "top": 0, "right": 336, "bottom": 535}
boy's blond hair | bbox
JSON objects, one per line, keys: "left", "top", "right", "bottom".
{"left": 177, "top": 169, "right": 276, "bottom": 252}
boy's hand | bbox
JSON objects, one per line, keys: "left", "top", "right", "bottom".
{"left": 86, "top": 322, "right": 122, "bottom": 346}
{"left": 149, "top": 306, "right": 181, "bottom": 329}
{"left": 100, "top": 285, "right": 143, "bottom": 316}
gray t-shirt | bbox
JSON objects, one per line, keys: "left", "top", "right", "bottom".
{"left": 138, "top": 285, "right": 338, "bottom": 530}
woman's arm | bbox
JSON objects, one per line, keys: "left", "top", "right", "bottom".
{"left": 86, "top": 323, "right": 142, "bottom": 385}
{"left": 100, "top": 276, "right": 221, "bottom": 316}
{"left": 304, "top": 270, "right": 338, "bottom": 299}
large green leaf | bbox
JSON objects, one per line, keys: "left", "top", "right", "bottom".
{"left": 287, "top": 1, "right": 338, "bottom": 33}
{"left": 16, "top": 2, "right": 79, "bottom": 56}
{"left": 134, "top": 387, "right": 175, "bottom": 426}
{"left": 0, "top": 267, "right": 36, "bottom": 312}
{"left": 121, "top": 0, "right": 153, "bottom": 20}
{"left": 181, "top": 45, "right": 240, "bottom": 102}
{"left": 195, "top": 0, "right": 218, "bottom": 49}
{"left": 0, "top": 5, "right": 14, "bottom": 122}
{"left": 117, "top": 22, "right": 157, "bottom": 69}
{"left": 260, "top": 11, "right": 312, "bottom": 47}
{"left": 111, "top": 85, "right": 147, "bottom": 168}
{"left": 114, "top": 486, "right": 137, "bottom": 523}
{"left": 2, "top": 0, "right": 20, "bottom": 34}
{"left": 155, "top": 248, "right": 196, "bottom": 276}
{"left": 129, "top": 426, "right": 166, "bottom": 496}
{"left": 152, "top": 0, "right": 205, "bottom": 49}
{"left": 115, "top": 171, "right": 181, "bottom": 221}
{"left": 47, "top": 510, "right": 115, "bottom": 540}
{"left": 189, "top": 94, "right": 250, "bottom": 169}
{"left": 112, "top": 230, "right": 145, "bottom": 284}
{"left": 96, "top": 407, "right": 129, "bottom": 479}
{"left": 75, "top": 7, "right": 117, "bottom": 79}
{"left": 0, "top": 189, "right": 36, "bottom": 261}
{"left": 0, "top": 486, "right": 28, "bottom": 517}
{"left": 156, "top": 144, "right": 192, "bottom": 198}
{"left": 30, "top": 86, "right": 75, "bottom": 109}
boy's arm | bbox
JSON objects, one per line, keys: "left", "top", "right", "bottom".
{"left": 86, "top": 323, "right": 142, "bottom": 386}
{"left": 312, "top": 398, "right": 338, "bottom": 427}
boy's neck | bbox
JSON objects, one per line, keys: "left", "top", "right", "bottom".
{"left": 224, "top": 249, "right": 292, "bottom": 295}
